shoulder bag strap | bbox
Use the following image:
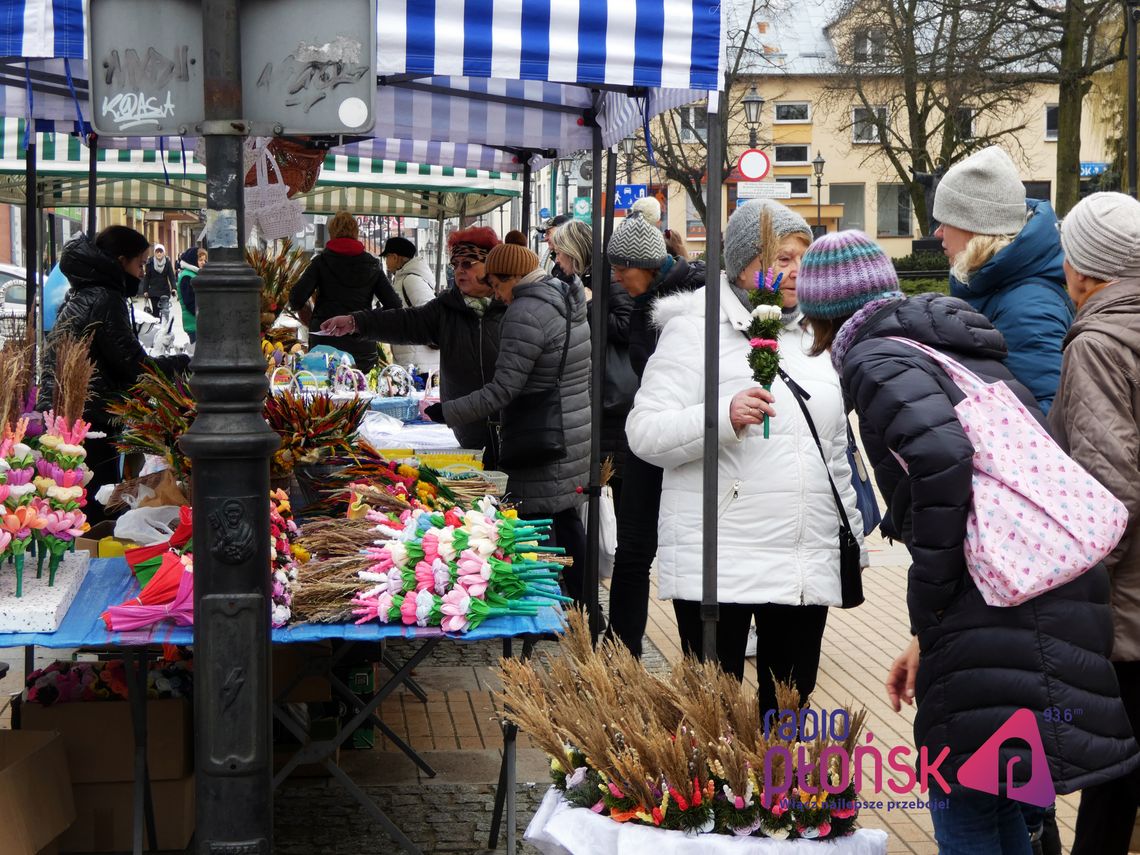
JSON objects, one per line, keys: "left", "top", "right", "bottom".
{"left": 777, "top": 366, "right": 854, "bottom": 536}
{"left": 555, "top": 283, "right": 572, "bottom": 384}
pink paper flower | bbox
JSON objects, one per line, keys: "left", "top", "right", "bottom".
{"left": 414, "top": 559, "right": 436, "bottom": 592}
{"left": 41, "top": 509, "right": 85, "bottom": 540}
{"left": 399, "top": 594, "right": 418, "bottom": 625}
{"left": 749, "top": 338, "right": 779, "bottom": 351}
{"left": 441, "top": 586, "right": 471, "bottom": 632}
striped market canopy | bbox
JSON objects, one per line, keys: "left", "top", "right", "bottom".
{"left": 0, "top": 120, "right": 519, "bottom": 216}
{"left": 0, "top": 1, "right": 725, "bottom": 166}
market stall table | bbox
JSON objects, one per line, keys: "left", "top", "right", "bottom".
{"left": 2, "top": 557, "right": 562, "bottom": 855}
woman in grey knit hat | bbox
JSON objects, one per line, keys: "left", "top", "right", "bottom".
{"left": 603, "top": 211, "right": 705, "bottom": 657}
{"left": 933, "top": 145, "right": 1073, "bottom": 414}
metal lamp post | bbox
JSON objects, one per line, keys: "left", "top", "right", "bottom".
{"left": 559, "top": 158, "right": 572, "bottom": 215}
{"left": 622, "top": 135, "right": 635, "bottom": 184}
{"left": 813, "top": 151, "right": 827, "bottom": 236}
{"left": 1128, "top": 0, "right": 1139, "bottom": 197}
{"left": 742, "top": 87, "right": 764, "bottom": 148}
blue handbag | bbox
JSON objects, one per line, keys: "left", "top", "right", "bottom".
{"left": 847, "top": 422, "right": 882, "bottom": 536}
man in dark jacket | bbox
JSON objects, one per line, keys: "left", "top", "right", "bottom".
{"left": 796, "top": 238, "right": 1139, "bottom": 848}
{"left": 604, "top": 212, "right": 705, "bottom": 656}
{"left": 141, "top": 244, "right": 176, "bottom": 317}
{"left": 319, "top": 227, "right": 505, "bottom": 462}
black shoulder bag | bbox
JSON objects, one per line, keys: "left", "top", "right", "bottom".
{"left": 497, "top": 285, "right": 573, "bottom": 470}
{"left": 778, "top": 367, "right": 865, "bottom": 609}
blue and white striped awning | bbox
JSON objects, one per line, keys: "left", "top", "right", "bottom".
{"left": 0, "top": 1, "right": 724, "bottom": 166}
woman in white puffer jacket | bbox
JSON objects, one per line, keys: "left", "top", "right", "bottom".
{"left": 626, "top": 199, "right": 863, "bottom": 713}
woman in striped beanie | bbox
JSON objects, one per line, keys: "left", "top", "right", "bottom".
{"left": 798, "top": 230, "right": 1139, "bottom": 853}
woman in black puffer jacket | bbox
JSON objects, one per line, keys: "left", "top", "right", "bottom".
{"left": 797, "top": 230, "right": 1139, "bottom": 855}
{"left": 39, "top": 226, "right": 190, "bottom": 522}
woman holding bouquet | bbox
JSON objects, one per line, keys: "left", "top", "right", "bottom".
{"left": 796, "top": 230, "right": 1138, "bottom": 854}
{"left": 625, "top": 200, "right": 864, "bottom": 714}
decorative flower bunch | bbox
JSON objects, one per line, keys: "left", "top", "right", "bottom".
{"left": 246, "top": 238, "right": 309, "bottom": 336}
{"left": 0, "top": 418, "right": 48, "bottom": 596}
{"left": 300, "top": 448, "right": 454, "bottom": 516}
{"left": 25, "top": 658, "right": 194, "bottom": 706}
{"left": 350, "top": 499, "right": 570, "bottom": 633}
{"left": 32, "top": 412, "right": 93, "bottom": 584}
{"left": 745, "top": 267, "right": 784, "bottom": 440}
{"left": 498, "top": 612, "right": 866, "bottom": 841}
{"left": 264, "top": 390, "right": 370, "bottom": 480}
{"left": 270, "top": 489, "right": 303, "bottom": 627}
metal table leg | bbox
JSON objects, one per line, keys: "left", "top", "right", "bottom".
{"left": 127, "top": 650, "right": 158, "bottom": 854}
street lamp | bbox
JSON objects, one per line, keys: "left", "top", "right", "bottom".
{"left": 622, "top": 135, "right": 636, "bottom": 184}
{"left": 558, "top": 158, "right": 572, "bottom": 215}
{"left": 813, "top": 151, "right": 827, "bottom": 235}
{"left": 742, "top": 87, "right": 765, "bottom": 148}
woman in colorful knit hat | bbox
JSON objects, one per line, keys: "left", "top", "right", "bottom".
{"left": 424, "top": 231, "right": 593, "bottom": 605}
{"left": 625, "top": 199, "right": 865, "bottom": 713}
{"left": 797, "top": 229, "right": 1138, "bottom": 855}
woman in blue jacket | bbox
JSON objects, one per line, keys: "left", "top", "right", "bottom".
{"left": 932, "top": 145, "right": 1073, "bottom": 414}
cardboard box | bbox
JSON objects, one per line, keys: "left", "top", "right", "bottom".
{"left": 21, "top": 698, "right": 192, "bottom": 784}
{"left": 0, "top": 730, "right": 76, "bottom": 854}
{"left": 272, "top": 642, "right": 332, "bottom": 703}
{"left": 58, "top": 774, "right": 194, "bottom": 853}
{"left": 73, "top": 520, "right": 137, "bottom": 559}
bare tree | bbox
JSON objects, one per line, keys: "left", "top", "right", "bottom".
{"left": 824, "top": 0, "right": 1045, "bottom": 235}
{"left": 628, "top": 0, "right": 781, "bottom": 222}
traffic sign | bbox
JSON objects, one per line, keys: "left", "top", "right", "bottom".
{"left": 737, "top": 149, "right": 771, "bottom": 181}
{"left": 539, "top": 207, "right": 551, "bottom": 220}
{"left": 88, "top": 0, "right": 377, "bottom": 135}
{"left": 573, "top": 197, "right": 592, "bottom": 222}
{"left": 737, "top": 181, "right": 792, "bottom": 200}
{"left": 613, "top": 184, "right": 648, "bottom": 210}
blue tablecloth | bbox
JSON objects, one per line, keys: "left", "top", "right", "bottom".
{"left": 0, "top": 558, "right": 563, "bottom": 649}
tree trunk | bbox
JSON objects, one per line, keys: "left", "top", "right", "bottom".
{"left": 1056, "top": 0, "right": 1086, "bottom": 216}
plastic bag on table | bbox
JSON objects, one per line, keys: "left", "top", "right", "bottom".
{"left": 578, "top": 484, "right": 617, "bottom": 579}
{"left": 113, "top": 506, "right": 184, "bottom": 545}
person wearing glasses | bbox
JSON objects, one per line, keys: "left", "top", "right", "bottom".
{"left": 320, "top": 227, "right": 506, "bottom": 463}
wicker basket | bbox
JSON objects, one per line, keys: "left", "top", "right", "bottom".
{"left": 369, "top": 396, "right": 421, "bottom": 423}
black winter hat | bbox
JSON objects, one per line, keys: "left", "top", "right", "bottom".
{"left": 382, "top": 237, "right": 417, "bottom": 258}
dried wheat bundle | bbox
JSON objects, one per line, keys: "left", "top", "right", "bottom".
{"left": 289, "top": 554, "right": 373, "bottom": 622}
{"left": 757, "top": 205, "right": 780, "bottom": 282}
{"left": 0, "top": 339, "right": 32, "bottom": 429}
{"left": 50, "top": 333, "right": 95, "bottom": 423}
{"left": 295, "top": 518, "right": 384, "bottom": 558}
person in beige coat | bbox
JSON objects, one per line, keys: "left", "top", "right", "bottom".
{"left": 1050, "top": 191, "right": 1140, "bottom": 855}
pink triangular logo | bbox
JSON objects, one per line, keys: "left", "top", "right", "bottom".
{"left": 956, "top": 709, "right": 1056, "bottom": 807}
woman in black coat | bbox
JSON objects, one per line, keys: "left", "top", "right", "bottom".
{"left": 796, "top": 230, "right": 1139, "bottom": 854}
{"left": 288, "top": 211, "right": 400, "bottom": 371}
{"left": 40, "top": 226, "right": 190, "bottom": 523}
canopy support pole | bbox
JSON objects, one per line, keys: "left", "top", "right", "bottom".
{"left": 521, "top": 161, "right": 532, "bottom": 232}
{"left": 86, "top": 133, "right": 97, "bottom": 235}
{"left": 434, "top": 214, "right": 445, "bottom": 293}
{"left": 24, "top": 137, "right": 36, "bottom": 353}
{"left": 180, "top": 1, "right": 279, "bottom": 852}
{"left": 701, "top": 96, "right": 724, "bottom": 660}
{"left": 585, "top": 119, "right": 606, "bottom": 642}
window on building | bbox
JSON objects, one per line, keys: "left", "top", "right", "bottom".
{"left": 1044, "top": 105, "right": 1059, "bottom": 141}
{"left": 953, "top": 107, "right": 975, "bottom": 141}
{"left": 853, "top": 29, "right": 887, "bottom": 63}
{"left": 1023, "top": 181, "right": 1052, "bottom": 203}
{"left": 774, "top": 102, "right": 811, "bottom": 123}
{"left": 852, "top": 106, "right": 887, "bottom": 144}
{"left": 680, "top": 107, "right": 708, "bottom": 143}
{"left": 774, "top": 145, "right": 810, "bottom": 164}
{"left": 877, "top": 184, "right": 912, "bottom": 237}
{"left": 686, "top": 187, "right": 707, "bottom": 239}
{"left": 776, "top": 176, "right": 811, "bottom": 197}
{"left": 830, "top": 184, "right": 866, "bottom": 231}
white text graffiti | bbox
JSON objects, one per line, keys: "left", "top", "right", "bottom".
{"left": 100, "top": 91, "right": 176, "bottom": 130}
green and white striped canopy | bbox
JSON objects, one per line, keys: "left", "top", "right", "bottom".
{"left": 0, "top": 121, "right": 519, "bottom": 217}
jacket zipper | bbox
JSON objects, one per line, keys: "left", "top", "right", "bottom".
{"left": 718, "top": 479, "right": 742, "bottom": 514}
{"left": 793, "top": 396, "right": 809, "bottom": 605}
{"left": 479, "top": 316, "right": 486, "bottom": 384}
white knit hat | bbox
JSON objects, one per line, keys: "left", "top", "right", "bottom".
{"left": 933, "top": 146, "right": 1028, "bottom": 236}
{"left": 629, "top": 195, "right": 662, "bottom": 225}
{"left": 1061, "top": 191, "right": 1140, "bottom": 282}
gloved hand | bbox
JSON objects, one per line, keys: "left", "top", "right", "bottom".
{"left": 423, "top": 402, "right": 445, "bottom": 424}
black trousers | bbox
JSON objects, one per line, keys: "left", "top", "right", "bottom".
{"left": 84, "top": 435, "right": 122, "bottom": 526}
{"left": 673, "top": 600, "right": 829, "bottom": 715}
{"left": 522, "top": 507, "right": 587, "bottom": 607}
{"left": 605, "top": 452, "right": 663, "bottom": 657}
{"left": 1072, "top": 660, "right": 1140, "bottom": 855}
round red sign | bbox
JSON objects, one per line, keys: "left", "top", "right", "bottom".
{"left": 738, "top": 149, "right": 771, "bottom": 181}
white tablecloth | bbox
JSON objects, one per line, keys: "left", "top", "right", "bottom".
{"left": 525, "top": 789, "right": 890, "bottom": 855}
